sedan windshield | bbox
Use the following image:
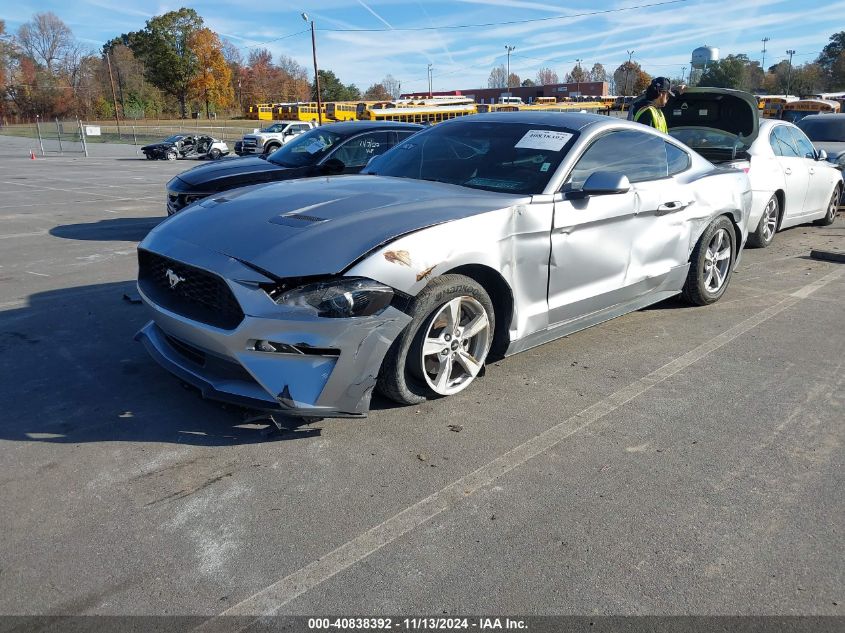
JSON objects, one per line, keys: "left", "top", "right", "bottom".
{"left": 366, "top": 119, "right": 578, "bottom": 194}
{"left": 797, "top": 117, "right": 845, "bottom": 142}
{"left": 163, "top": 135, "right": 185, "bottom": 143}
{"left": 266, "top": 129, "right": 344, "bottom": 167}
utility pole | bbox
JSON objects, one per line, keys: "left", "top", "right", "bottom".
{"left": 427, "top": 63, "right": 433, "bottom": 98}
{"left": 786, "top": 49, "right": 795, "bottom": 96}
{"left": 505, "top": 45, "right": 515, "bottom": 97}
{"left": 681, "top": 66, "right": 687, "bottom": 83}
{"left": 302, "top": 13, "right": 323, "bottom": 125}
{"left": 761, "top": 37, "right": 770, "bottom": 74}
{"left": 623, "top": 50, "right": 634, "bottom": 105}
{"left": 105, "top": 52, "right": 122, "bottom": 138}
{"left": 575, "top": 58, "right": 583, "bottom": 96}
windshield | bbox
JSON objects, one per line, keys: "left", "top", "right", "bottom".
{"left": 797, "top": 117, "right": 845, "bottom": 142}
{"left": 364, "top": 119, "right": 577, "bottom": 194}
{"left": 266, "top": 129, "right": 344, "bottom": 167}
{"left": 781, "top": 110, "right": 813, "bottom": 124}
{"left": 163, "top": 135, "right": 185, "bottom": 143}
{"left": 259, "top": 124, "right": 285, "bottom": 133}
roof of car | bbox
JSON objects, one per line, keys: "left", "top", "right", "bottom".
{"left": 318, "top": 120, "right": 425, "bottom": 132}
{"left": 449, "top": 111, "right": 631, "bottom": 131}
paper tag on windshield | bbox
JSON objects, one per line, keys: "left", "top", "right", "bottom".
{"left": 305, "top": 140, "right": 325, "bottom": 154}
{"left": 515, "top": 130, "right": 573, "bottom": 151}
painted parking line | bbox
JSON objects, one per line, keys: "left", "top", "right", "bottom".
{"left": 193, "top": 266, "right": 844, "bottom": 629}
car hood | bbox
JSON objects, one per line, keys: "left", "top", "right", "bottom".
{"left": 171, "top": 156, "right": 288, "bottom": 191}
{"left": 142, "top": 142, "right": 174, "bottom": 150}
{"left": 664, "top": 88, "right": 759, "bottom": 145}
{"left": 142, "top": 175, "right": 526, "bottom": 278}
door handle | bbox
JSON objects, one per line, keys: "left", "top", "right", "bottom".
{"left": 656, "top": 200, "right": 690, "bottom": 215}
{"left": 784, "top": 167, "right": 792, "bottom": 175}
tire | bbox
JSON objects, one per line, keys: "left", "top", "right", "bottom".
{"left": 814, "top": 184, "right": 841, "bottom": 226}
{"left": 208, "top": 148, "right": 222, "bottom": 160}
{"left": 263, "top": 143, "right": 280, "bottom": 154}
{"left": 682, "top": 215, "right": 737, "bottom": 306}
{"left": 166, "top": 150, "right": 177, "bottom": 161}
{"left": 747, "top": 194, "right": 779, "bottom": 248}
{"left": 377, "top": 274, "right": 495, "bottom": 405}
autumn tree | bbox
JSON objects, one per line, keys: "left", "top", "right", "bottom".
{"left": 507, "top": 72, "right": 520, "bottom": 89}
{"left": 564, "top": 63, "right": 589, "bottom": 85}
{"left": 589, "top": 63, "right": 607, "bottom": 82}
{"left": 129, "top": 8, "right": 204, "bottom": 117}
{"left": 363, "top": 82, "right": 391, "bottom": 100}
{"left": 613, "top": 61, "right": 650, "bottom": 95}
{"left": 16, "top": 12, "right": 72, "bottom": 72}
{"left": 536, "top": 67, "right": 558, "bottom": 85}
{"left": 488, "top": 65, "right": 506, "bottom": 88}
{"left": 381, "top": 74, "right": 401, "bottom": 98}
{"left": 188, "top": 28, "right": 233, "bottom": 118}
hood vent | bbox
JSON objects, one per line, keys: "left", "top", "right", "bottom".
{"left": 270, "top": 212, "right": 329, "bottom": 228}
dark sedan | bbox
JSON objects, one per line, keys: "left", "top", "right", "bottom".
{"left": 797, "top": 113, "right": 845, "bottom": 175}
{"left": 165, "top": 121, "right": 422, "bottom": 215}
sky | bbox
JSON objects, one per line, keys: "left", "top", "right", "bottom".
{"left": 3, "top": 0, "right": 839, "bottom": 93}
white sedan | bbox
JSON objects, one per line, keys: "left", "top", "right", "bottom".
{"left": 667, "top": 88, "right": 842, "bottom": 248}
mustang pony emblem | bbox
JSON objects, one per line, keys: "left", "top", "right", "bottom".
{"left": 165, "top": 268, "right": 185, "bottom": 289}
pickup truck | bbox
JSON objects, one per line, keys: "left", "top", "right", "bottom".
{"left": 237, "top": 121, "right": 315, "bottom": 155}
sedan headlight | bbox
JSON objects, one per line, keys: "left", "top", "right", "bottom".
{"left": 275, "top": 277, "right": 394, "bottom": 318}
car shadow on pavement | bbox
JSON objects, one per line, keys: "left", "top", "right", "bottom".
{"left": 0, "top": 281, "right": 320, "bottom": 446}
{"left": 50, "top": 217, "right": 164, "bottom": 242}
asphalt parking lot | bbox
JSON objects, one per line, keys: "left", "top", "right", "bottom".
{"left": 0, "top": 134, "right": 842, "bottom": 619}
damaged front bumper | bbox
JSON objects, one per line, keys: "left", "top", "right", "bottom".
{"left": 134, "top": 247, "right": 411, "bottom": 417}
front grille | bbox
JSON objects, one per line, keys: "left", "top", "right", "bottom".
{"left": 138, "top": 250, "right": 244, "bottom": 329}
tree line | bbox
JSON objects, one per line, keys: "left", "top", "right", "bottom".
{"left": 0, "top": 8, "right": 402, "bottom": 122}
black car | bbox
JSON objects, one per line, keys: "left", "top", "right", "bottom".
{"left": 797, "top": 113, "right": 845, "bottom": 175}
{"left": 165, "top": 121, "right": 422, "bottom": 214}
{"left": 142, "top": 134, "right": 230, "bottom": 161}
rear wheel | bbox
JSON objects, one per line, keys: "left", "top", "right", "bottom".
{"left": 264, "top": 143, "right": 280, "bottom": 154}
{"left": 208, "top": 148, "right": 222, "bottom": 160}
{"left": 814, "top": 184, "right": 841, "bottom": 226}
{"left": 747, "top": 194, "right": 779, "bottom": 248}
{"left": 377, "top": 275, "right": 494, "bottom": 405}
{"left": 682, "top": 216, "right": 736, "bottom": 306}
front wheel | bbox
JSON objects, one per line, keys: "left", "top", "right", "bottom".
{"left": 263, "top": 143, "right": 280, "bottom": 154}
{"left": 682, "top": 216, "right": 736, "bottom": 306}
{"left": 166, "top": 149, "right": 177, "bottom": 161}
{"left": 814, "top": 184, "right": 841, "bottom": 226}
{"left": 747, "top": 194, "right": 779, "bottom": 248}
{"left": 377, "top": 275, "right": 494, "bottom": 405}
{"left": 208, "top": 148, "right": 222, "bottom": 160}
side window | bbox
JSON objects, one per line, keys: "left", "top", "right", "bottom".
{"left": 786, "top": 127, "right": 816, "bottom": 158}
{"left": 773, "top": 126, "right": 800, "bottom": 158}
{"left": 665, "top": 142, "right": 691, "bottom": 175}
{"left": 568, "top": 130, "right": 668, "bottom": 189}
{"left": 330, "top": 132, "right": 391, "bottom": 167}
{"left": 395, "top": 130, "right": 418, "bottom": 143}
{"left": 768, "top": 130, "right": 783, "bottom": 156}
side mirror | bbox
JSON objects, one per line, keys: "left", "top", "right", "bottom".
{"left": 568, "top": 171, "right": 631, "bottom": 200}
{"left": 816, "top": 149, "right": 828, "bottom": 161}
{"left": 320, "top": 158, "right": 345, "bottom": 175}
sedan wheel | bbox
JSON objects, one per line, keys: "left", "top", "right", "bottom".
{"left": 748, "top": 195, "right": 779, "bottom": 248}
{"left": 166, "top": 150, "right": 177, "bottom": 161}
{"left": 682, "top": 215, "right": 736, "bottom": 306}
{"left": 208, "top": 148, "right": 222, "bottom": 160}
{"left": 378, "top": 274, "right": 495, "bottom": 405}
{"left": 420, "top": 296, "right": 490, "bottom": 396}
{"left": 814, "top": 185, "right": 841, "bottom": 226}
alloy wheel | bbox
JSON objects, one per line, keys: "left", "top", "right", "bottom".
{"left": 828, "top": 188, "right": 841, "bottom": 222}
{"left": 762, "top": 197, "right": 778, "bottom": 242}
{"left": 703, "top": 228, "right": 732, "bottom": 294}
{"left": 420, "top": 296, "right": 491, "bottom": 396}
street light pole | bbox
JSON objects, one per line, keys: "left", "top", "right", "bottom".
{"left": 575, "top": 58, "right": 582, "bottom": 96}
{"left": 785, "top": 49, "right": 795, "bottom": 96}
{"left": 761, "top": 37, "right": 770, "bottom": 74}
{"left": 622, "top": 50, "right": 634, "bottom": 108}
{"left": 505, "top": 45, "right": 515, "bottom": 97}
{"left": 302, "top": 13, "right": 322, "bottom": 125}
{"left": 427, "top": 63, "right": 433, "bottom": 98}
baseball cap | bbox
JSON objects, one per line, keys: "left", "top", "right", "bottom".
{"left": 650, "top": 77, "right": 674, "bottom": 96}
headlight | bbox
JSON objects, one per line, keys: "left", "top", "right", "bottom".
{"left": 835, "top": 155, "right": 845, "bottom": 169}
{"left": 275, "top": 277, "right": 394, "bottom": 318}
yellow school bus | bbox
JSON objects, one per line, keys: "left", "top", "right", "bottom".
{"left": 325, "top": 102, "right": 360, "bottom": 122}
{"left": 277, "top": 102, "right": 327, "bottom": 123}
{"left": 760, "top": 96, "right": 797, "bottom": 119}
{"left": 246, "top": 103, "right": 274, "bottom": 120}
{"left": 360, "top": 102, "right": 478, "bottom": 124}
{"left": 476, "top": 103, "right": 521, "bottom": 113}
{"left": 781, "top": 99, "right": 841, "bottom": 123}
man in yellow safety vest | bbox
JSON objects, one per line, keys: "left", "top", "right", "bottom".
{"left": 632, "top": 77, "right": 674, "bottom": 133}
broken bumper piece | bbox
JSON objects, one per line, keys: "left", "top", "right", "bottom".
{"left": 135, "top": 296, "right": 411, "bottom": 418}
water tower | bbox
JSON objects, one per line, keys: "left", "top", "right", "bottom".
{"left": 690, "top": 45, "right": 719, "bottom": 85}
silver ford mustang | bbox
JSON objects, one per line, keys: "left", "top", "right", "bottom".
{"left": 136, "top": 112, "right": 751, "bottom": 417}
